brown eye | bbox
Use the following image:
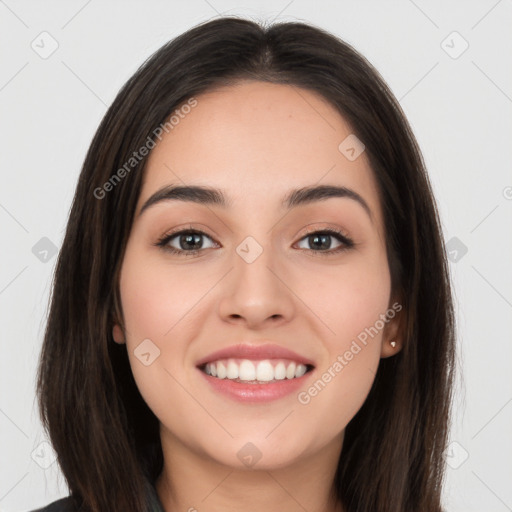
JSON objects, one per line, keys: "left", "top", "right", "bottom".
{"left": 296, "top": 229, "right": 354, "bottom": 255}
{"left": 156, "top": 229, "right": 217, "bottom": 256}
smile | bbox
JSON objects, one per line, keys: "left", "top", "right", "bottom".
{"left": 201, "top": 358, "right": 314, "bottom": 383}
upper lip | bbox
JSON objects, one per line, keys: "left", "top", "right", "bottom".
{"left": 196, "top": 343, "right": 315, "bottom": 368}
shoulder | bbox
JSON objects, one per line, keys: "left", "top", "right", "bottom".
{"left": 28, "top": 496, "right": 79, "bottom": 512}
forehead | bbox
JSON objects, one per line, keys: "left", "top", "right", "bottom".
{"left": 137, "top": 81, "right": 383, "bottom": 228}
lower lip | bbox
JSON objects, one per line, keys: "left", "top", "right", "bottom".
{"left": 197, "top": 368, "right": 314, "bottom": 403}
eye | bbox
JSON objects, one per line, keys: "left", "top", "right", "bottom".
{"left": 155, "top": 227, "right": 218, "bottom": 257}
{"left": 155, "top": 226, "right": 354, "bottom": 257}
{"left": 295, "top": 228, "right": 354, "bottom": 255}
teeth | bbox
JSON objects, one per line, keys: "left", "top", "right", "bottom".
{"left": 216, "top": 361, "right": 227, "bottom": 379}
{"left": 256, "top": 360, "right": 274, "bottom": 382}
{"left": 295, "top": 364, "right": 307, "bottom": 377}
{"left": 274, "top": 362, "right": 286, "bottom": 380}
{"left": 240, "top": 360, "right": 256, "bottom": 380}
{"left": 204, "top": 359, "right": 309, "bottom": 382}
{"left": 226, "top": 360, "right": 238, "bottom": 379}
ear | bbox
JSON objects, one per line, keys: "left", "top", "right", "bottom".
{"left": 111, "top": 302, "right": 126, "bottom": 344}
{"left": 112, "top": 323, "right": 126, "bottom": 344}
{"left": 380, "top": 299, "right": 404, "bottom": 359}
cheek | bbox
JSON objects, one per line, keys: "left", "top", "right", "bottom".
{"left": 119, "top": 252, "right": 209, "bottom": 340}
{"left": 303, "top": 252, "right": 391, "bottom": 343}
{"left": 118, "top": 253, "right": 195, "bottom": 421}
{"left": 299, "top": 352, "right": 378, "bottom": 444}
{"left": 118, "top": 250, "right": 214, "bottom": 403}
{"left": 295, "top": 253, "right": 390, "bottom": 426}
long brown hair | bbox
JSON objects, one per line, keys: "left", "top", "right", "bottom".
{"left": 36, "top": 16, "right": 456, "bottom": 512}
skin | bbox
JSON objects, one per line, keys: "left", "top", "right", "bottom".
{"left": 112, "top": 81, "right": 403, "bottom": 512}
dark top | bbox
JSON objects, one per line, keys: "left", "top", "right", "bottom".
{"left": 29, "top": 473, "right": 165, "bottom": 511}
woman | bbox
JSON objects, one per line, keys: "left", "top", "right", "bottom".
{"left": 33, "top": 16, "right": 456, "bottom": 512}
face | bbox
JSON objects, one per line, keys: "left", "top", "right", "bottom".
{"left": 113, "top": 81, "right": 401, "bottom": 470}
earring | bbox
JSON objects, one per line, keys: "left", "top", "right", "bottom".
{"left": 390, "top": 340, "right": 396, "bottom": 348}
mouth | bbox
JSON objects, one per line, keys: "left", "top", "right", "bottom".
{"left": 198, "top": 358, "right": 315, "bottom": 384}
{"left": 195, "top": 343, "right": 316, "bottom": 402}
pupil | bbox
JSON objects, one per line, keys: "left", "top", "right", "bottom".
{"left": 181, "top": 233, "right": 202, "bottom": 250}
{"left": 311, "top": 234, "right": 331, "bottom": 250}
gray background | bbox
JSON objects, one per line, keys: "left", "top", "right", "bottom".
{"left": 1, "top": 1, "right": 511, "bottom": 511}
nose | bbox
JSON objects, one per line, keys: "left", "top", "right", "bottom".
{"left": 217, "top": 241, "right": 296, "bottom": 329}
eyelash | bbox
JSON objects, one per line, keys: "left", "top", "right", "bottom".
{"left": 154, "top": 225, "right": 355, "bottom": 257}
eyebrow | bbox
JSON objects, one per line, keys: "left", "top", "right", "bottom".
{"left": 138, "top": 183, "right": 373, "bottom": 223}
